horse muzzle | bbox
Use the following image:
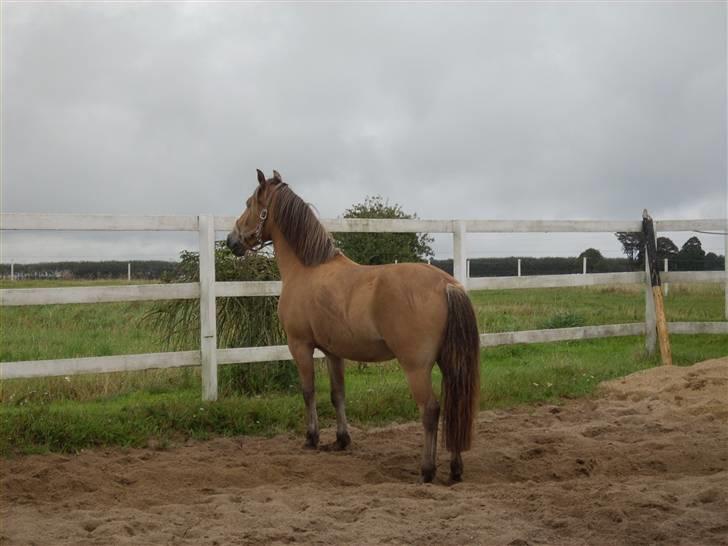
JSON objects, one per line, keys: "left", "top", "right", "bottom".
{"left": 226, "top": 232, "right": 247, "bottom": 257}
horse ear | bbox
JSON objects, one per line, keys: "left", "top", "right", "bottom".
{"left": 272, "top": 170, "right": 283, "bottom": 184}
{"left": 256, "top": 169, "right": 266, "bottom": 185}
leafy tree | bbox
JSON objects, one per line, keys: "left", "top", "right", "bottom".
{"left": 615, "top": 232, "right": 644, "bottom": 266}
{"left": 578, "top": 248, "right": 603, "bottom": 260}
{"left": 679, "top": 236, "right": 705, "bottom": 259}
{"left": 656, "top": 237, "right": 679, "bottom": 261}
{"left": 676, "top": 236, "right": 706, "bottom": 270}
{"left": 335, "top": 196, "right": 434, "bottom": 265}
{"left": 704, "top": 252, "right": 724, "bottom": 271}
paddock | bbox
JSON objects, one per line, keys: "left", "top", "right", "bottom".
{"left": 2, "top": 357, "right": 726, "bottom": 545}
{"left": 2, "top": 213, "right": 727, "bottom": 544}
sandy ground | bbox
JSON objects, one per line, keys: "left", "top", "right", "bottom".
{"left": 2, "top": 357, "right": 727, "bottom": 546}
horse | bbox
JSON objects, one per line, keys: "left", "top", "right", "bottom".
{"left": 226, "top": 170, "right": 481, "bottom": 483}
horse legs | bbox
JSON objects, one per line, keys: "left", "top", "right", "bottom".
{"left": 326, "top": 355, "right": 351, "bottom": 450}
{"left": 290, "top": 343, "right": 319, "bottom": 449}
{"left": 404, "top": 366, "right": 440, "bottom": 483}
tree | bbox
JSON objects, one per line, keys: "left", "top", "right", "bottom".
{"left": 676, "top": 236, "right": 705, "bottom": 270}
{"left": 656, "top": 237, "right": 679, "bottom": 261}
{"left": 335, "top": 196, "right": 434, "bottom": 265}
{"left": 615, "top": 232, "right": 644, "bottom": 266}
{"left": 578, "top": 248, "right": 603, "bottom": 260}
{"left": 704, "top": 252, "right": 724, "bottom": 271}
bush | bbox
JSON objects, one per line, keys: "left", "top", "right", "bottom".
{"left": 144, "top": 244, "right": 299, "bottom": 395}
{"left": 334, "top": 196, "right": 433, "bottom": 265}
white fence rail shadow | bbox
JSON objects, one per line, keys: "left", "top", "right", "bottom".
{"left": 2, "top": 213, "right": 726, "bottom": 400}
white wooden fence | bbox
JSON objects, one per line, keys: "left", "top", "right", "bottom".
{"left": 1, "top": 213, "right": 726, "bottom": 401}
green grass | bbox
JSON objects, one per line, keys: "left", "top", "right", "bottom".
{"left": 470, "top": 284, "right": 724, "bottom": 331}
{"left": 1, "top": 281, "right": 726, "bottom": 455}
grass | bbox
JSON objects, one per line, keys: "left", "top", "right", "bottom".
{"left": 470, "top": 283, "right": 724, "bottom": 332}
{"left": 1, "top": 281, "right": 726, "bottom": 455}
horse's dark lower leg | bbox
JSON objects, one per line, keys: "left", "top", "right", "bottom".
{"left": 327, "top": 355, "right": 350, "bottom": 450}
{"left": 403, "top": 366, "right": 440, "bottom": 483}
{"left": 291, "top": 344, "right": 319, "bottom": 449}
{"left": 450, "top": 452, "right": 463, "bottom": 482}
{"left": 420, "top": 398, "right": 440, "bottom": 483}
{"left": 302, "top": 385, "right": 319, "bottom": 448}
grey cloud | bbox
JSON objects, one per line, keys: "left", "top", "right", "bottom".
{"left": 2, "top": 2, "right": 725, "bottom": 262}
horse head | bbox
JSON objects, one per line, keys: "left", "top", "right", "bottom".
{"left": 226, "top": 169, "right": 284, "bottom": 256}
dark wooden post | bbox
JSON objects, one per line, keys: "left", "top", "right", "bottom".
{"left": 642, "top": 209, "right": 673, "bottom": 366}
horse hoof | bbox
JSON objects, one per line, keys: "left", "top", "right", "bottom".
{"left": 303, "top": 431, "right": 319, "bottom": 449}
{"left": 420, "top": 466, "right": 436, "bottom": 484}
{"left": 335, "top": 431, "right": 351, "bottom": 450}
{"left": 450, "top": 456, "right": 463, "bottom": 482}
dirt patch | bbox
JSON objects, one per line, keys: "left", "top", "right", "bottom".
{"left": 2, "top": 358, "right": 727, "bottom": 545}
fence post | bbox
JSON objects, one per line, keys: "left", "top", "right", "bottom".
{"left": 663, "top": 258, "right": 669, "bottom": 297}
{"left": 453, "top": 220, "right": 467, "bottom": 288}
{"left": 644, "top": 216, "right": 657, "bottom": 356}
{"left": 127, "top": 262, "right": 131, "bottom": 282}
{"left": 517, "top": 258, "right": 521, "bottom": 277}
{"left": 10, "top": 262, "right": 14, "bottom": 281}
{"left": 198, "top": 215, "right": 218, "bottom": 401}
{"left": 583, "top": 256, "right": 587, "bottom": 275}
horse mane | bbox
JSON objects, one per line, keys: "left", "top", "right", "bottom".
{"left": 273, "top": 184, "right": 339, "bottom": 267}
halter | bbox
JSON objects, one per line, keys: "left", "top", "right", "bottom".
{"left": 247, "top": 183, "right": 287, "bottom": 253}
{"left": 251, "top": 208, "right": 270, "bottom": 252}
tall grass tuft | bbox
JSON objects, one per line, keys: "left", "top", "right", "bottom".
{"left": 145, "top": 243, "right": 299, "bottom": 395}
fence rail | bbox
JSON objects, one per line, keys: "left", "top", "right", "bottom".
{"left": 4, "top": 212, "right": 725, "bottom": 233}
{"left": 1, "top": 271, "right": 723, "bottom": 306}
{"left": 2, "top": 213, "right": 726, "bottom": 399}
{"left": 2, "top": 321, "right": 726, "bottom": 381}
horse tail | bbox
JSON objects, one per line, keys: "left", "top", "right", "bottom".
{"left": 439, "top": 284, "right": 481, "bottom": 452}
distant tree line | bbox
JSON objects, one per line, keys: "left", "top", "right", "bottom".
{"left": 0, "top": 260, "right": 177, "bottom": 280}
{"left": 432, "top": 255, "right": 636, "bottom": 277}
{"left": 615, "top": 233, "right": 724, "bottom": 271}
{"left": 433, "top": 236, "right": 724, "bottom": 277}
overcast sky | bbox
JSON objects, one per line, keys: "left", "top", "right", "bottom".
{"left": 2, "top": 1, "right": 726, "bottom": 263}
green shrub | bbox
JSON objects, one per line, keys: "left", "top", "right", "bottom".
{"left": 144, "top": 244, "right": 299, "bottom": 395}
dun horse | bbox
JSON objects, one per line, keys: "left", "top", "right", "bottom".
{"left": 227, "top": 170, "right": 480, "bottom": 483}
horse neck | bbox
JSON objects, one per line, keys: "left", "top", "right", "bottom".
{"left": 269, "top": 222, "right": 304, "bottom": 281}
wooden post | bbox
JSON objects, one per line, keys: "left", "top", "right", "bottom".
{"left": 10, "top": 263, "right": 14, "bottom": 281}
{"left": 127, "top": 262, "right": 131, "bottom": 282}
{"left": 582, "top": 256, "right": 587, "bottom": 275}
{"left": 453, "top": 220, "right": 467, "bottom": 289}
{"left": 643, "top": 210, "right": 672, "bottom": 365}
{"left": 517, "top": 258, "right": 522, "bottom": 277}
{"left": 198, "top": 215, "right": 218, "bottom": 400}
{"left": 466, "top": 258, "right": 471, "bottom": 280}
